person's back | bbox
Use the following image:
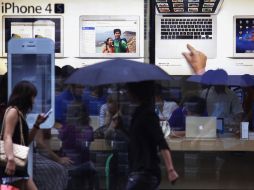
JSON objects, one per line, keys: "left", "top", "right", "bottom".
{"left": 83, "top": 86, "right": 106, "bottom": 116}
{"left": 200, "top": 86, "right": 243, "bottom": 130}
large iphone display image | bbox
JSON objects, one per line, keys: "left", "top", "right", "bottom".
{"left": 79, "top": 15, "right": 140, "bottom": 58}
{"left": 8, "top": 39, "right": 55, "bottom": 128}
{"left": 2, "top": 16, "right": 63, "bottom": 57}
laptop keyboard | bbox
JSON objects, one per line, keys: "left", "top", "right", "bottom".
{"left": 161, "top": 18, "right": 213, "bottom": 40}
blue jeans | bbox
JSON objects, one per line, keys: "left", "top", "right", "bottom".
{"left": 126, "top": 172, "right": 160, "bottom": 190}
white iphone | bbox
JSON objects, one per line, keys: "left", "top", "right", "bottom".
{"left": 44, "top": 108, "right": 53, "bottom": 118}
{"left": 8, "top": 38, "right": 55, "bottom": 128}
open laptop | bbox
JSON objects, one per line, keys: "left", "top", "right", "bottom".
{"left": 155, "top": 0, "right": 224, "bottom": 59}
{"left": 186, "top": 116, "right": 217, "bottom": 138}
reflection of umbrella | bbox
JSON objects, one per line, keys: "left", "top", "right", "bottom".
{"left": 186, "top": 69, "right": 226, "bottom": 85}
{"left": 228, "top": 74, "right": 254, "bottom": 87}
{"left": 186, "top": 75, "right": 202, "bottom": 83}
{"left": 186, "top": 69, "right": 228, "bottom": 85}
{"left": 202, "top": 69, "right": 228, "bottom": 85}
{"left": 65, "top": 59, "right": 173, "bottom": 86}
{"left": 187, "top": 69, "right": 254, "bottom": 87}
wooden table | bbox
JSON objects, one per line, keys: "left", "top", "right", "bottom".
{"left": 90, "top": 137, "right": 254, "bottom": 152}
{"left": 167, "top": 137, "right": 254, "bottom": 151}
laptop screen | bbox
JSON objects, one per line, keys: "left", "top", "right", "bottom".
{"left": 185, "top": 116, "right": 217, "bottom": 138}
{"left": 79, "top": 15, "right": 140, "bottom": 58}
{"left": 235, "top": 17, "right": 254, "bottom": 54}
{"left": 155, "top": 0, "right": 222, "bottom": 14}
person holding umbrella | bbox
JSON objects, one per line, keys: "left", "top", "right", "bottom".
{"left": 118, "top": 45, "right": 206, "bottom": 189}
{"left": 64, "top": 44, "right": 207, "bottom": 189}
{"left": 110, "top": 81, "right": 178, "bottom": 190}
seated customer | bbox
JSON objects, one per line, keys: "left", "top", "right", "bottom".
{"left": 169, "top": 94, "right": 207, "bottom": 137}
{"left": 96, "top": 94, "right": 124, "bottom": 141}
{"left": 33, "top": 127, "right": 72, "bottom": 190}
{"left": 200, "top": 85, "right": 243, "bottom": 132}
{"left": 154, "top": 84, "right": 178, "bottom": 121}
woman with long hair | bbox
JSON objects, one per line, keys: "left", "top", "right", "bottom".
{"left": 1, "top": 80, "right": 49, "bottom": 190}
{"left": 102, "top": 37, "right": 115, "bottom": 53}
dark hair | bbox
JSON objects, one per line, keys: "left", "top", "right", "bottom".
{"left": 183, "top": 95, "right": 206, "bottom": 115}
{"left": 0, "top": 72, "right": 8, "bottom": 105}
{"left": 55, "top": 65, "right": 62, "bottom": 77}
{"left": 8, "top": 80, "right": 37, "bottom": 114}
{"left": 105, "top": 37, "right": 113, "bottom": 45}
{"left": 154, "top": 84, "right": 163, "bottom": 97}
{"left": 61, "top": 65, "right": 75, "bottom": 79}
{"left": 127, "top": 81, "right": 154, "bottom": 104}
{"left": 113, "top": 29, "right": 121, "bottom": 34}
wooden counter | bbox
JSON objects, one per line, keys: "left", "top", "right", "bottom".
{"left": 90, "top": 137, "right": 254, "bottom": 152}
{"left": 167, "top": 137, "right": 254, "bottom": 151}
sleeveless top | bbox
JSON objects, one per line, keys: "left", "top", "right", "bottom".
{"left": 12, "top": 108, "right": 29, "bottom": 146}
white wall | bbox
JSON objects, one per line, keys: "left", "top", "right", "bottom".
{"left": 0, "top": 0, "right": 145, "bottom": 74}
{"left": 2, "top": 0, "right": 254, "bottom": 76}
{"left": 156, "top": 0, "right": 254, "bottom": 75}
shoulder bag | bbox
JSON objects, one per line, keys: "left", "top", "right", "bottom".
{"left": 0, "top": 107, "right": 29, "bottom": 168}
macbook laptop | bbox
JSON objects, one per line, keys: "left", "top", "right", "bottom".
{"left": 186, "top": 116, "right": 217, "bottom": 138}
{"left": 155, "top": 0, "right": 224, "bottom": 59}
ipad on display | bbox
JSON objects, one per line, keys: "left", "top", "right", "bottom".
{"left": 233, "top": 15, "right": 254, "bottom": 58}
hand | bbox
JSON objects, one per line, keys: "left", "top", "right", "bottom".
{"left": 182, "top": 44, "right": 207, "bottom": 75}
{"left": 168, "top": 169, "right": 179, "bottom": 185}
{"left": 5, "top": 159, "right": 16, "bottom": 176}
{"left": 35, "top": 113, "right": 48, "bottom": 126}
{"left": 111, "top": 113, "right": 122, "bottom": 129}
{"left": 58, "top": 157, "right": 73, "bottom": 166}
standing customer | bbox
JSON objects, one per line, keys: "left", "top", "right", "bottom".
{"left": 0, "top": 80, "right": 49, "bottom": 190}
{"left": 119, "top": 81, "right": 179, "bottom": 190}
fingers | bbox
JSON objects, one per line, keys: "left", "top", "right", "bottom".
{"left": 182, "top": 52, "right": 192, "bottom": 64}
{"left": 68, "top": 159, "right": 74, "bottom": 164}
{"left": 171, "top": 177, "right": 178, "bottom": 185}
{"left": 186, "top": 44, "right": 197, "bottom": 54}
{"left": 61, "top": 157, "right": 74, "bottom": 165}
{"left": 169, "top": 171, "right": 179, "bottom": 185}
{"left": 5, "top": 168, "right": 15, "bottom": 176}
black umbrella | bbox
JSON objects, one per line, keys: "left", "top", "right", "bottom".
{"left": 65, "top": 59, "right": 173, "bottom": 86}
{"left": 186, "top": 69, "right": 228, "bottom": 85}
{"left": 228, "top": 74, "right": 254, "bottom": 87}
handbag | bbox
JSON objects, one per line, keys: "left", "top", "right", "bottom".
{"left": 0, "top": 107, "right": 29, "bottom": 168}
{"left": 0, "top": 184, "right": 20, "bottom": 190}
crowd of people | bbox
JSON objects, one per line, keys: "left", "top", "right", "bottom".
{"left": 0, "top": 44, "right": 251, "bottom": 190}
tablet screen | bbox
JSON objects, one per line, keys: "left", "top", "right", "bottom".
{"left": 235, "top": 18, "right": 254, "bottom": 54}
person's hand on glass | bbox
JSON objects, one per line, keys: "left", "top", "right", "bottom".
{"left": 182, "top": 44, "right": 207, "bottom": 75}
